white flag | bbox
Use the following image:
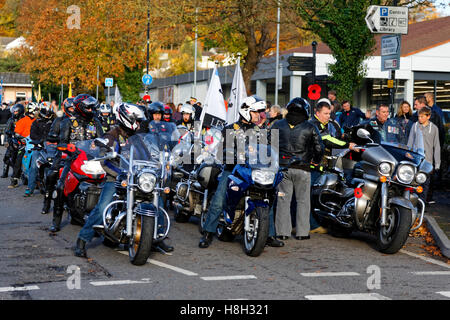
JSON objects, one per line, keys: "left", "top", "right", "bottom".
{"left": 114, "top": 84, "right": 123, "bottom": 105}
{"left": 226, "top": 57, "right": 247, "bottom": 124}
{"left": 199, "top": 65, "right": 227, "bottom": 130}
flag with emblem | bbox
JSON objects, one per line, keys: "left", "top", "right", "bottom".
{"left": 226, "top": 56, "right": 247, "bottom": 125}
{"left": 199, "top": 64, "right": 227, "bottom": 131}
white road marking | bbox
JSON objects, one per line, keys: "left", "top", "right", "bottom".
{"left": 305, "top": 293, "right": 391, "bottom": 300}
{"left": 300, "top": 272, "right": 360, "bottom": 277}
{"left": 200, "top": 275, "right": 257, "bottom": 281}
{"left": 118, "top": 251, "right": 198, "bottom": 276}
{"left": 148, "top": 259, "right": 199, "bottom": 276}
{"left": 0, "top": 285, "right": 40, "bottom": 293}
{"left": 437, "top": 291, "right": 450, "bottom": 298}
{"left": 90, "top": 279, "right": 151, "bottom": 286}
{"left": 411, "top": 271, "right": 450, "bottom": 276}
{"left": 400, "top": 249, "right": 450, "bottom": 269}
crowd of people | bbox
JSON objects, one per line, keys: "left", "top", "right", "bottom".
{"left": 0, "top": 88, "right": 445, "bottom": 258}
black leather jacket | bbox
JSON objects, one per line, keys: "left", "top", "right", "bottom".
{"left": 271, "top": 118, "right": 324, "bottom": 167}
{"left": 59, "top": 116, "right": 103, "bottom": 144}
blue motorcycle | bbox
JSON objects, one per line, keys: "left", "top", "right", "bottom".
{"left": 216, "top": 143, "right": 283, "bottom": 257}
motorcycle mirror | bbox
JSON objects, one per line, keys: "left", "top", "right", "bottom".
{"left": 357, "top": 128, "right": 371, "bottom": 140}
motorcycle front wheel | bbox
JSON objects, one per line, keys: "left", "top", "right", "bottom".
{"left": 376, "top": 205, "right": 412, "bottom": 254}
{"left": 129, "top": 215, "right": 155, "bottom": 266}
{"left": 243, "top": 206, "right": 269, "bottom": 257}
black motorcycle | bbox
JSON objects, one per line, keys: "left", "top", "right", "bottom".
{"left": 312, "top": 128, "right": 432, "bottom": 254}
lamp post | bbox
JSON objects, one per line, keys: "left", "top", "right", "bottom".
{"left": 274, "top": 2, "right": 281, "bottom": 105}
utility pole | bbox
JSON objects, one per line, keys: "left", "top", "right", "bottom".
{"left": 274, "top": 2, "right": 281, "bottom": 105}
{"left": 390, "top": 0, "right": 399, "bottom": 118}
{"left": 193, "top": 7, "right": 198, "bottom": 98}
{"left": 145, "top": 1, "right": 150, "bottom": 96}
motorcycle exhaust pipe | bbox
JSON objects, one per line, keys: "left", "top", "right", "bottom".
{"left": 314, "top": 209, "right": 352, "bottom": 228}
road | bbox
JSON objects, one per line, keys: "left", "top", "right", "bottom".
{"left": 0, "top": 147, "right": 449, "bottom": 303}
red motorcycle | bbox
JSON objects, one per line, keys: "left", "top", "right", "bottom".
{"left": 55, "top": 139, "right": 107, "bottom": 225}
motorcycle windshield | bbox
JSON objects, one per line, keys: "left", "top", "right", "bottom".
{"left": 380, "top": 142, "right": 424, "bottom": 166}
{"left": 119, "top": 133, "right": 161, "bottom": 170}
{"left": 74, "top": 140, "right": 103, "bottom": 160}
{"left": 244, "top": 143, "right": 279, "bottom": 172}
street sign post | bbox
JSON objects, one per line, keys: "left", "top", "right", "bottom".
{"left": 287, "top": 56, "right": 313, "bottom": 72}
{"left": 381, "top": 34, "right": 401, "bottom": 71}
{"left": 142, "top": 74, "right": 153, "bottom": 86}
{"left": 105, "top": 78, "right": 113, "bottom": 104}
{"left": 365, "top": 5, "right": 408, "bottom": 34}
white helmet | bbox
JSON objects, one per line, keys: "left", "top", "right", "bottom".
{"left": 239, "top": 95, "right": 266, "bottom": 122}
{"left": 99, "top": 103, "right": 111, "bottom": 114}
{"left": 115, "top": 102, "right": 146, "bottom": 132}
{"left": 27, "top": 102, "right": 39, "bottom": 113}
{"left": 180, "top": 103, "right": 195, "bottom": 116}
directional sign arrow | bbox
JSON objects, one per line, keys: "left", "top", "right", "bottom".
{"left": 365, "top": 5, "right": 378, "bottom": 33}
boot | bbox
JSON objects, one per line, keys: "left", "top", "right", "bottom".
{"left": 1, "top": 164, "right": 8, "bottom": 178}
{"left": 74, "top": 238, "right": 87, "bottom": 258}
{"left": 266, "top": 236, "right": 285, "bottom": 247}
{"left": 41, "top": 196, "right": 51, "bottom": 215}
{"left": 152, "top": 240, "right": 174, "bottom": 253}
{"left": 49, "top": 207, "right": 63, "bottom": 232}
{"left": 8, "top": 177, "right": 18, "bottom": 188}
{"left": 199, "top": 231, "right": 214, "bottom": 248}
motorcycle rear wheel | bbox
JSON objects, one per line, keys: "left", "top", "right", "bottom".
{"left": 376, "top": 205, "right": 412, "bottom": 254}
{"left": 129, "top": 215, "right": 155, "bottom": 266}
{"left": 243, "top": 206, "right": 269, "bottom": 257}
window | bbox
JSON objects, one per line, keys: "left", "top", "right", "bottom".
{"left": 367, "top": 79, "right": 406, "bottom": 109}
{"left": 16, "top": 92, "right": 26, "bottom": 99}
{"left": 414, "top": 80, "right": 450, "bottom": 110}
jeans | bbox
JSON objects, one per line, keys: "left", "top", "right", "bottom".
{"left": 78, "top": 182, "right": 116, "bottom": 243}
{"left": 276, "top": 168, "right": 311, "bottom": 237}
{"left": 204, "top": 170, "right": 277, "bottom": 237}
{"left": 27, "top": 150, "right": 39, "bottom": 192}
{"left": 309, "top": 170, "right": 322, "bottom": 230}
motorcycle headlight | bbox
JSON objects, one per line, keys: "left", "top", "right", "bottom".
{"left": 138, "top": 172, "right": 156, "bottom": 193}
{"left": 415, "top": 172, "right": 427, "bottom": 185}
{"left": 251, "top": 170, "right": 275, "bottom": 185}
{"left": 397, "top": 164, "right": 415, "bottom": 184}
{"left": 378, "top": 162, "right": 391, "bottom": 176}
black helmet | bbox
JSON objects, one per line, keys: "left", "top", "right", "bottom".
{"left": 63, "top": 98, "right": 75, "bottom": 117}
{"left": 148, "top": 101, "right": 164, "bottom": 115}
{"left": 11, "top": 103, "right": 25, "bottom": 120}
{"left": 286, "top": 97, "right": 310, "bottom": 117}
{"left": 73, "top": 94, "right": 98, "bottom": 120}
{"left": 39, "top": 106, "right": 54, "bottom": 120}
{"left": 116, "top": 102, "right": 146, "bottom": 133}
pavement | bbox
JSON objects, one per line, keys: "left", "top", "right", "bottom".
{"left": 424, "top": 184, "right": 450, "bottom": 259}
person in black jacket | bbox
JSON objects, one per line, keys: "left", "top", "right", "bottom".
{"left": 50, "top": 94, "right": 104, "bottom": 233}
{"left": 271, "top": 97, "right": 324, "bottom": 241}
{"left": 0, "top": 103, "right": 11, "bottom": 145}
{"left": 199, "top": 95, "right": 284, "bottom": 249}
{"left": 24, "top": 107, "right": 55, "bottom": 197}
{"left": 2, "top": 104, "right": 25, "bottom": 178}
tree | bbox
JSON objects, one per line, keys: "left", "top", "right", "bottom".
{"left": 0, "top": 0, "right": 19, "bottom": 37}
{"left": 156, "top": 0, "right": 313, "bottom": 94}
{"left": 283, "top": 0, "right": 439, "bottom": 101}
{"left": 15, "top": 0, "right": 162, "bottom": 94}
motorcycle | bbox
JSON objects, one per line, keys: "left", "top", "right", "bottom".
{"left": 311, "top": 127, "right": 432, "bottom": 254}
{"left": 53, "top": 140, "right": 106, "bottom": 225}
{"left": 36, "top": 141, "right": 61, "bottom": 198}
{"left": 216, "top": 142, "right": 283, "bottom": 257}
{"left": 94, "top": 127, "right": 177, "bottom": 265}
{"left": 171, "top": 127, "right": 223, "bottom": 233}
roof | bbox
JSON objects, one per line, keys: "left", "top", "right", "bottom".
{"left": 0, "top": 37, "right": 16, "bottom": 47}
{"left": 281, "top": 16, "right": 450, "bottom": 57}
{"left": 0, "top": 72, "right": 31, "bottom": 85}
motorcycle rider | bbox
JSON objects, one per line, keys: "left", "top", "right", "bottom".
{"left": 49, "top": 94, "right": 104, "bottom": 232}
{"left": 199, "top": 95, "right": 284, "bottom": 248}
{"left": 48, "top": 98, "right": 75, "bottom": 140}
{"left": 9, "top": 103, "right": 37, "bottom": 188}
{"left": 97, "top": 103, "right": 116, "bottom": 133}
{"left": 24, "top": 105, "right": 55, "bottom": 196}
{"left": 74, "top": 102, "right": 174, "bottom": 257}
{"left": 137, "top": 101, "right": 164, "bottom": 134}
{"left": 2, "top": 103, "right": 25, "bottom": 178}
{"left": 309, "top": 98, "right": 358, "bottom": 233}
{"left": 359, "top": 103, "right": 402, "bottom": 144}
{"left": 163, "top": 105, "right": 174, "bottom": 123}
{"left": 176, "top": 103, "right": 195, "bottom": 132}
